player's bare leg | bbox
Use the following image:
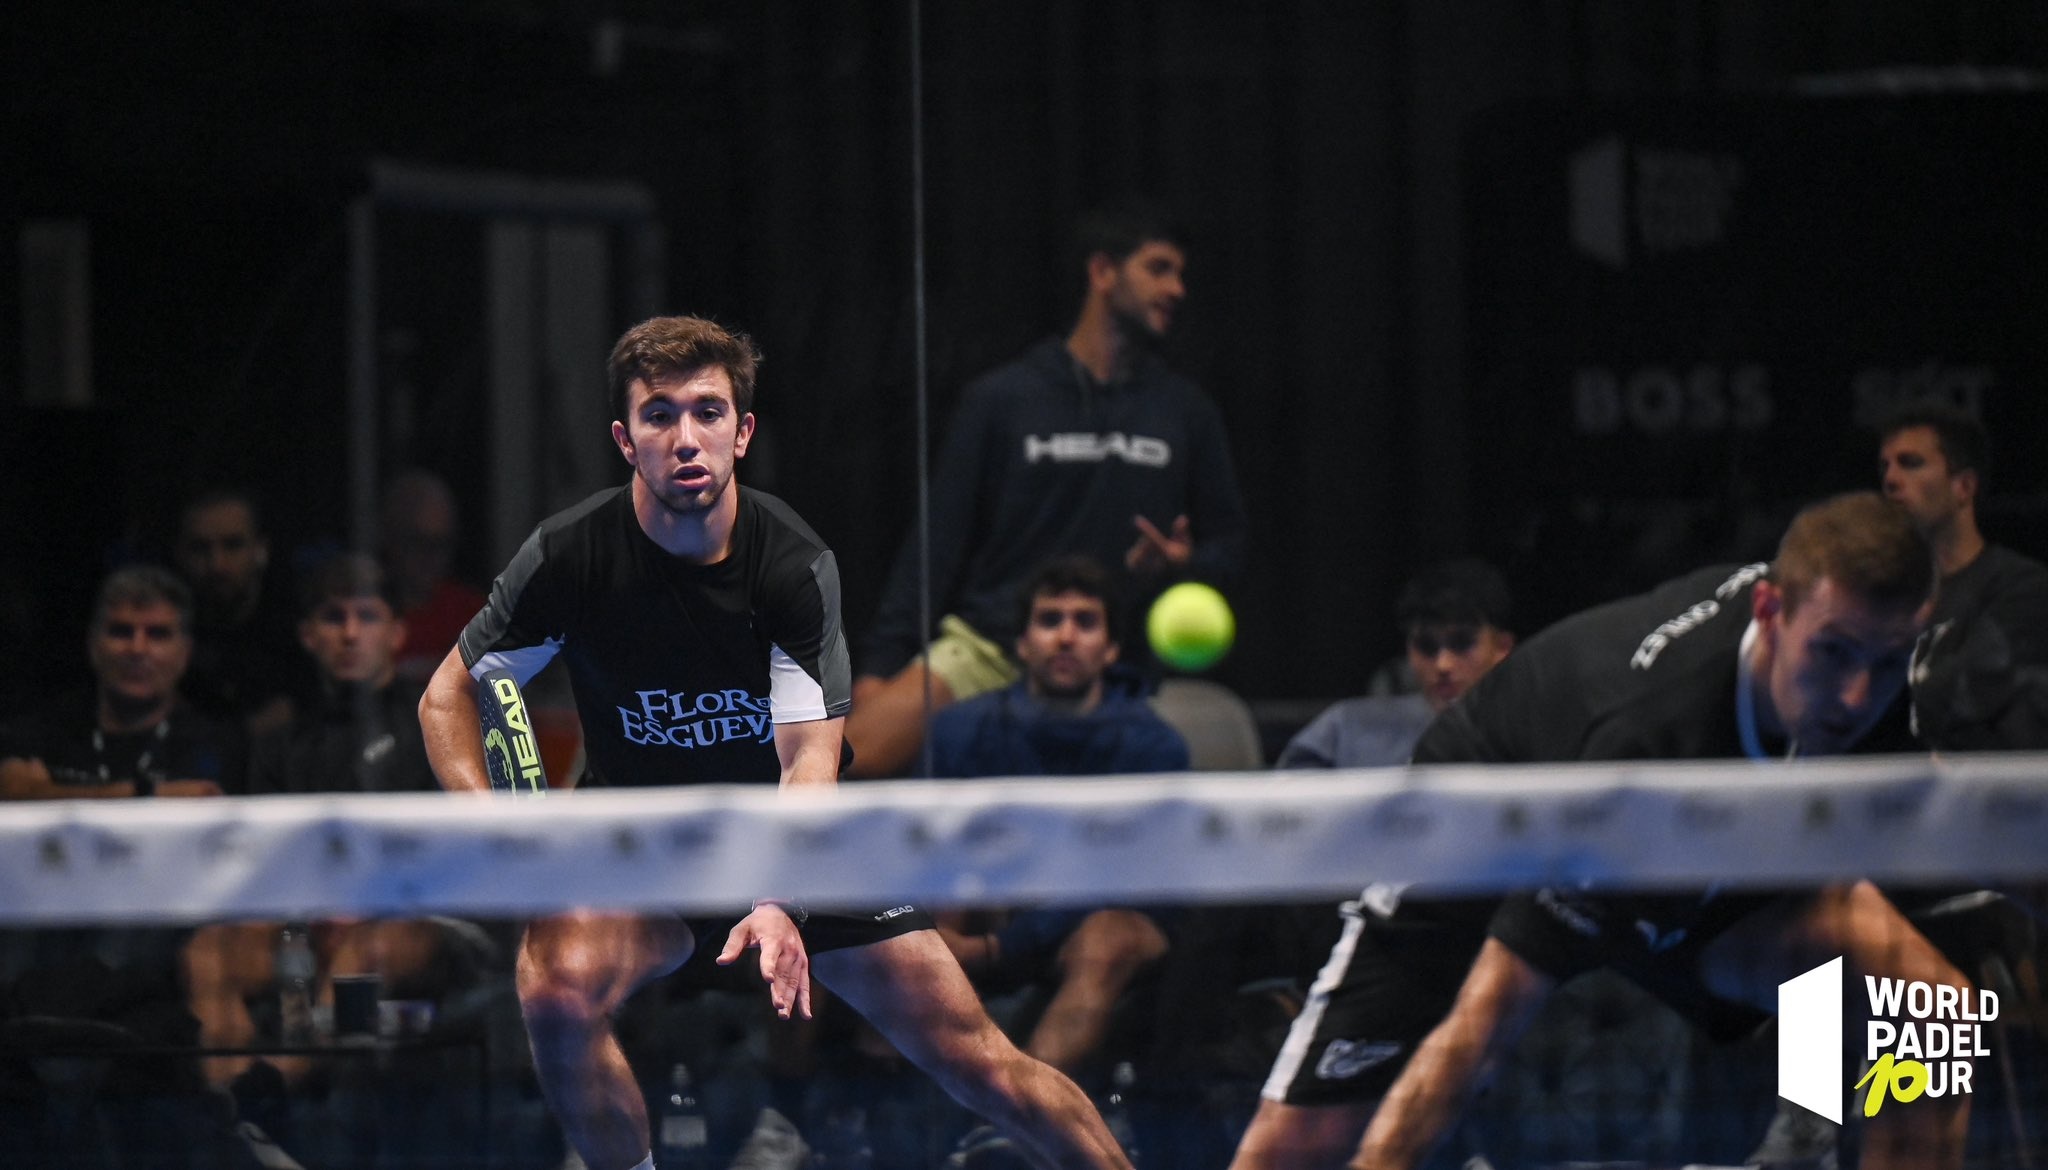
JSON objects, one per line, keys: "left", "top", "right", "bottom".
{"left": 814, "top": 928, "right": 1131, "bottom": 1169}
{"left": 1701, "top": 881, "right": 1973, "bottom": 1170}
{"left": 1228, "top": 1098, "right": 1378, "bottom": 1170}
{"left": 518, "top": 911, "right": 694, "bottom": 1170}
{"left": 1029, "top": 909, "right": 1169, "bottom": 1075}
{"left": 845, "top": 665, "right": 955, "bottom": 778}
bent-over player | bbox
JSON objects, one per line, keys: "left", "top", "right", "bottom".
{"left": 1234, "top": 492, "right": 1975, "bottom": 1170}
{"left": 419, "top": 316, "right": 1130, "bottom": 1170}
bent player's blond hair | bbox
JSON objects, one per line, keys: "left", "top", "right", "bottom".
{"left": 1774, "top": 491, "right": 1934, "bottom": 617}
{"left": 606, "top": 315, "right": 762, "bottom": 422}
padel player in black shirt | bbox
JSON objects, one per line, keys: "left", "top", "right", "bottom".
{"left": 1237, "top": 493, "right": 1974, "bottom": 1170}
{"left": 421, "top": 316, "right": 1131, "bottom": 1170}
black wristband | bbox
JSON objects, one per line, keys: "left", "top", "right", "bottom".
{"left": 131, "top": 774, "right": 156, "bottom": 798}
{"left": 753, "top": 898, "right": 809, "bottom": 926}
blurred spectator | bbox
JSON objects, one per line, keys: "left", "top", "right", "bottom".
{"left": 246, "top": 553, "right": 434, "bottom": 794}
{"left": 0, "top": 564, "right": 238, "bottom": 800}
{"left": 1279, "top": 559, "right": 1515, "bottom": 768}
{"left": 1878, "top": 399, "right": 2048, "bottom": 748}
{"left": 0, "top": 566, "right": 258, "bottom": 1165}
{"left": 379, "top": 468, "right": 488, "bottom": 687}
{"left": 849, "top": 200, "right": 1247, "bottom": 776}
{"left": 188, "top": 553, "right": 496, "bottom": 1145}
{"left": 173, "top": 488, "right": 305, "bottom": 736}
{"left": 927, "top": 556, "right": 1188, "bottom": 1077}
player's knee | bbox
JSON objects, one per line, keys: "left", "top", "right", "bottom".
{"left": 514, "top": 943, "right": 618, "bottom": 1022}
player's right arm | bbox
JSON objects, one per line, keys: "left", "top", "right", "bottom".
{"left": 420, "top": 646, "right": 494, "bottom": 795}
{"left": 1352, "top": 937, "right": 1555, "bottom": 1170}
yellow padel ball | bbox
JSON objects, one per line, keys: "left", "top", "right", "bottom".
{"left": 1146, "top": 581, "right": 1235, "bottom": 672}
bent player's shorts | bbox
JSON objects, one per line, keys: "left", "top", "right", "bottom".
{"left": 1263, "top": 889, "right": 1492, "bottom": 1107}
{"left": 926, "top": 615, "right": 1019, "bottom": 702}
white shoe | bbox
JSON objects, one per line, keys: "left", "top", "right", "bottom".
{"left": 728, "top": 1106, "right": 811, "bottom": 1170}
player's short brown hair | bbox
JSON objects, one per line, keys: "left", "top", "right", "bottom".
{"left": 1773, "top": 491, "right": 1934, "bottom": 617}
{"left": 606, "top": 315, "right": 761, "bottom": 423}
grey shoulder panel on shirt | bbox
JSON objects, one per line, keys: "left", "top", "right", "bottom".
{"left": 808, "top": 548, "right": 853, "bottom": 715}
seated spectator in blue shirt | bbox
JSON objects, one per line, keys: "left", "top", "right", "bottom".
{"left": 927, "top": 555, "right": 1189, "bottom": 1076}
{"left": 1278, "top": 559, "right": 1515, "bottom": 768}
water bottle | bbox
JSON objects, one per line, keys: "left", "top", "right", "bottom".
{"left": 276, "top": 922, "right": 317, "bottom": 1043}
{"left": 1103, "top": 1061, "right": 1141, "bottom": 1165}
{"left": 808, "top": 1104, "right": 872, "bottom": 1170}
{"left": 657, "top": 1062, "right": 711, "bottom": 1169}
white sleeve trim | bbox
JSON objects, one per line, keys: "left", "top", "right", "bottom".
{"left": 469, "top": 640, "right": 562, "bottom": 687}
{"left": 768, "top": 643, "right": 828, "bottom": 724}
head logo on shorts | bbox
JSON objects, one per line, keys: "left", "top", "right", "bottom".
{"left": 1779, "top": 956, "right": 1994, "bottom": 1125}
{"left": 1315, "top": 1039, "right": 1402, "bottom": 1082}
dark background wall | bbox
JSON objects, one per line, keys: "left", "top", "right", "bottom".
{"left": 6, "top": 0, "right": 2047, "bottom": 707}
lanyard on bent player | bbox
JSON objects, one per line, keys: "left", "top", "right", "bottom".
{"left": 1734, "top": 620, "right": 1796, "bottom": 763}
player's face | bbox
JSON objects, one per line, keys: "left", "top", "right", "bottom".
{"left": 88, "top": 600, "right": 191, "bottom": 709}
{"left": 1406, "top": 622, "right": 1514, "bottom": 713}
{"left": 1755, "top": 576, "right": 1924, "bottom": 755}
{"left": 1016, "top": 590, "right": 1118, "bottom": 702}
{"left": 176, "top": 501, "right": 268, "bottom": 612}
{"left": 1878, "top": 426, "right": 1968, "bottom": 536}
{"left": 1102, "top": 240, "right": 1187, "bottom": 341}
{"left": 612, "top": 367, "right": 755, "bottom": 517}
{"left": 300, "top": 596, "right": 405, "bottom": 687}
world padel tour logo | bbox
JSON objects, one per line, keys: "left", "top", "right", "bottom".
{"left": 1779, "top": 957, "right": 1996, "bottom": 1124}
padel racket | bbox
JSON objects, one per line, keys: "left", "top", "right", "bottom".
{"left": 477, "top": 667, "right": 547, "bottom": 795}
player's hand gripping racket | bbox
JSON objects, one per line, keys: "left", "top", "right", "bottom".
{"left": 477, "top": 667, "right": 547, "bottom": 796}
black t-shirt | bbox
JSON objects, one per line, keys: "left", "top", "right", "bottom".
{"left": 181, "top": 583, "right": 310, "bottom": 725}
{"left": 1412, "top": 565, "right": 1792, "bottom": 1022}
{"left": 247, "top": 679, "right": 436, "bottom": 794}
{"left": 1413, "top": 563, "right": 1772, "bottom": 767}
{"left": 459, "top": 485, "right": 851, "bottom": 788}
{"left": 0, "top": 694, "right": 243, "bottom": 793}
{"left": 1910, "top": 542, "right": 2048, "bottom": 750}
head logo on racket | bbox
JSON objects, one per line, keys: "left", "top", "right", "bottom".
{"left": 478, "top": 668, "right": 547, "bottom": 796}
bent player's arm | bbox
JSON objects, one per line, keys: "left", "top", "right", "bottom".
{"left": 775, "top": 716, "right": 845, "bottom": 791}
{"left": 420, "top": 646, "right": 493, "bottom": 794}
{"left": 1353, "top": 938, "right": 1555, "bottom": 1170}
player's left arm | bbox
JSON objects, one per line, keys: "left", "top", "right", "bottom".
{"left": 1352, "top": 937, "right": 1556, "bottom": 1170}
{"left": 773, "top": 715, "right": 845, "bottom": 791}
{"left": 715, "top": 714, "right": 839, "bottom": 1021}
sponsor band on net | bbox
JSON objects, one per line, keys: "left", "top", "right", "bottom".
{"left": 1, "top": 753, "right": 2043, "bottom": 1167}
{"left": 0, "top": 753, "right": 2043, "bottom": 923}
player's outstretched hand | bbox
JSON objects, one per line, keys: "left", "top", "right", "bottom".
{"left": 718, "top": 905, "right": 813, "bottom": 1020}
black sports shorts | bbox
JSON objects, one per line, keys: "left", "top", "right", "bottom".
{"left": 1263, "top": 890, "right": 1492, "bottom": 1106}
